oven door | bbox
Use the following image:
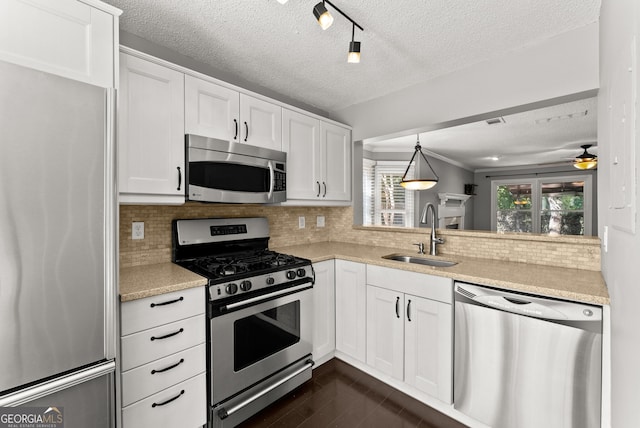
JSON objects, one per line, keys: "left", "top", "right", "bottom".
{"left": 210, "top": 285, "right": 312, "bottom": 404}
{"left": 186, "top": 136, "right": 286, "bottom": 204}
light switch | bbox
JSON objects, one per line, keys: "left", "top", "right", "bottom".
{"left": 298, "top": 216, "right": 305, "bottom": 229}
{"left": 317, "top": 216, "right": 325, "bottom": 228}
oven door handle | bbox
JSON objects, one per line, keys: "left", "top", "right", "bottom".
{"left": 220, "top": 282, "right": 312, "bottom": 312}
{"left": 217, "top": 358, "right": 314, "bottom": 420}
{"left": 267, "top": 160, "right": 275, "bottom": 201}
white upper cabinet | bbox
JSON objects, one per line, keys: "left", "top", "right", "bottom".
{"left": 184, "top": 76, "right": 282, "bottom": 151}
{"left": 185, "top": 75, "right": 239, "bottom": 142}
{"left": 282, "top": 109, "right": 321, "bottom": 199}
{"left": 0, "top": 0, "right": 120, "bottom": 88}
{"left": 239, "top": 93, "right": 282, "bottom": 151}
{"left": 283, "top": 109, "right": 352, "bottom": 204}
{"left": 118, "top": 53, "right": 185, "bottom": 204}
{"left": 321, "top": 121, "right": 352, "bottom": 201}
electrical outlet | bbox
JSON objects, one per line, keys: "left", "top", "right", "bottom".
{"left": 317, "top": 215, "right": 325, "bottom": 228}
{"left": 132, "top": 221, "right": 144, "bottom": 240}
{"left": 298, "top": 216, "right": 305, "bottom": 229}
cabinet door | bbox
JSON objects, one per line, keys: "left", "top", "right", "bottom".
{"left": 0, "top": 0, "right": 117, "bottom": 88}
{"left": 312, "top": 260, "right": 335, "bottom": 362}
{"left": 335, "top": 260, "right": 366, "bottom": 362}
{"left": 184, "top": 75, "right": 240, "bottom": 142}
{"left": 118, "top": 53, "right": 185, "bottom": 203}
{"left": 239, "top": 93, "right": 282, "bottom": 151}
{"left": 404, "top": 295, "right": 452, "bottom": 404}
{"left": 366, "top": 285, "right": 404, "bottom": 381}
{"left": 282, "top": 109, "right": 321, "bottom": 199}
{"left": 320, "top": 122, "right": 351, "bottom": 201}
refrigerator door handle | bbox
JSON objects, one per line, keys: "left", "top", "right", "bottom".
{"left": 0, "top": 361, "right": 115, "bottom": 407}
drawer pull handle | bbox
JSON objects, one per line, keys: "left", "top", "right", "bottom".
{"left": 150, "top": 296, "right": 184, "bottom": 308}
{"left": 150, "top": 328, "right": 183, "bottom": 341}
{"left": 151, "top": 358, "right": 185, "bottom": 375}
{"left": 151, "top": 390, "right": 184, "bottom": 408}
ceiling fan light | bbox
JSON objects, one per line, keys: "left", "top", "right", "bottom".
{"left": 313, "top": 2, "right": 334, "bottom": 30}
{"left": 573, "top": 144, "right": 597, "bottom": 170}
{"left": 348, "top": 41, "right": 361, "bottom": 63}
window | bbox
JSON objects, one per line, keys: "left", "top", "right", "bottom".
{"left": 363, "top": 160, "right": 414, "bottom": 227}
{"left": 491, "top": 175, "right": 592, "bottom": 235}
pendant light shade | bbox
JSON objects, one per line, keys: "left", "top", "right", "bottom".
{"left": 573, "top": 144, "right": 597, "bottom": 170}
{"left": 313, "top": 2, "right": 334, "bottom": 30}
{"left": 400, "top": 134, "right": 439, "bottom": 190}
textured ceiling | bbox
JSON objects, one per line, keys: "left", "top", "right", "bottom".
{"left": 102, "top": 0, "right": 600, "bottom": 114}
{"left": 365, "top": 97, "right": 598, "bottom": 171}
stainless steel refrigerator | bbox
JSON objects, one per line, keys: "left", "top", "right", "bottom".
{"left": 0, "top": 60, "right": 117, "bottom": 427}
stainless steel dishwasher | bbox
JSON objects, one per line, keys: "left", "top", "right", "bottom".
{"left": 454, "top": 281, "right": 602, "bottom": 428}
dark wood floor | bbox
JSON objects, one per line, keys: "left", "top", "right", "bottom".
{"left": 238, "top": 358, "right": 468, "bottom": 428}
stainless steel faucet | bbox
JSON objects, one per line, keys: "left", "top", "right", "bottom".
{"left": 420, "top": 202, "right": 445, "bottom": 256}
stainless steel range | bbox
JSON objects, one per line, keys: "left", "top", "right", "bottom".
{"left": 172, "top": 217, "right": 314, "bottom": 428}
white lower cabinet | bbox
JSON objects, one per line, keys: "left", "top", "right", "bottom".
{"left": 122, "top": 373, "right": 206, "bottom": 428}
{"left": 366, "top": 265, "right": 453, "bottom": 404}
{"left": 334, "top": 260, "right": 366, "bottom": 362}
{"left": 312, "top": 260, "right": 335, "bottom": 363}
{"left": 120, "top": 287, "right": 206, "bottom": 428}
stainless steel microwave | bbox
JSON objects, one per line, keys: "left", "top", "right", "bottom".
{"left": 185, "top": 135, "right": 286, "bottom": 204}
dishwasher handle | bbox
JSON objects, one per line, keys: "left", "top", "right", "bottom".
{"left": 454, "top": 281, "right": 602, "bottom": 323}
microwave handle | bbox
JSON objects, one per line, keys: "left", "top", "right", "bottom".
{"left": 267, "top": 161, "right": 275, "bottom": 200}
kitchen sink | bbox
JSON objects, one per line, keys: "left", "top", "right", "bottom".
{"left": 382, "top": 254, "right": 458, "bottom": 267}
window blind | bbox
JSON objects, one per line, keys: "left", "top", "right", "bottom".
{"left": 363, "top": 160, "right": 414, "bottom": 227}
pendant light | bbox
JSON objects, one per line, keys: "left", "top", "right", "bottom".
{"left": 400, "top": 134, "right": 439, "bottom": 190}
{"left": 573, "top": 144, "right": 597, "bottom": 170}
{"left": 313, "top": 1, "right": 334, "bottom": 30}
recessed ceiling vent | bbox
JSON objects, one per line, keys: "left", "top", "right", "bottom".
{"left": 485, "top": 117, "right": 505, "bottom": 125}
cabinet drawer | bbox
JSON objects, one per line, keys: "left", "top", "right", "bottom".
{"left": 366, "top": 265, "right": 452, "bottom": 304}
{"left": 121, "top": 287, "right": 204, "bottom": 336}
{"left": 121, "top": 315, "right": 205, "bottom": 371}
{"left": 122, "top": 373, "right": 206, "bottom": 428}
{"left": 121, "top": 343, "right": 206, "bottom": 407}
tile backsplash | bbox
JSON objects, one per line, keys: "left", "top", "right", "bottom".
{"left": 119, "top": 204, "right": 351, "bottom": 268}
{"left": 120, "top": 204, "right": 601, "bottom": 271}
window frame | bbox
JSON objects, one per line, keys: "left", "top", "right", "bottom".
{"left": 490, "top": 175, "right": 592, "bottom": 235}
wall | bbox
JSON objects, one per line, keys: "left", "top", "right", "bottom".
{"left": 335, "top": 23, "right": 599, "bottom": 142}
{"left": 473, "top": 166, "right": 598, "bottom": 234}
{"left": 598, "top": 1, "right": 640, "bottom": 426}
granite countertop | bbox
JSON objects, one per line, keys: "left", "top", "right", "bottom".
{"left": 119, "top": 242, "right": 609, "bottom": 305}
{"left": 273, "top": 242, "right": 610, "bottom": 306}
{"left": 120, "top": 262, "right": 207, "bottom": 302}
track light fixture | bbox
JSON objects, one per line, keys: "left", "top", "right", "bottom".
{"left": 573, "top": 144, "right": 597, "bottom": 170}
{"left": 348, "top": 24, "right": 361, "bottom": 63}
{"left": 313, "top": 1, "right": 334, "bottom": 30}
{"left": 400, "top": 134, "right": 439, "bottom": 190}
{"left": 312, "top": 0, "right": 364, "bottom": 63}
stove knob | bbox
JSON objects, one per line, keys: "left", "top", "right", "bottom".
{"left": 296, "top": 268, "right": 306, "bottom": 277}
{"left": 225, "top": 283, "right": 238, "bottom": 295}
{"left": 240, "top": 280, "right": 252, "bottom": 291}
{"left": 266, "top": 277, "right": 275, "bottom": 285}
{"left": 286, "top": 270, "right": 296, "bottom": 280}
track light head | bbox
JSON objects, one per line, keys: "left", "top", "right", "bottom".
{"left": 313, "top": 2, "right": 334, "bottom": 30}
{"left": 348, "top": 41, "right": 361, "bottom": 63}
